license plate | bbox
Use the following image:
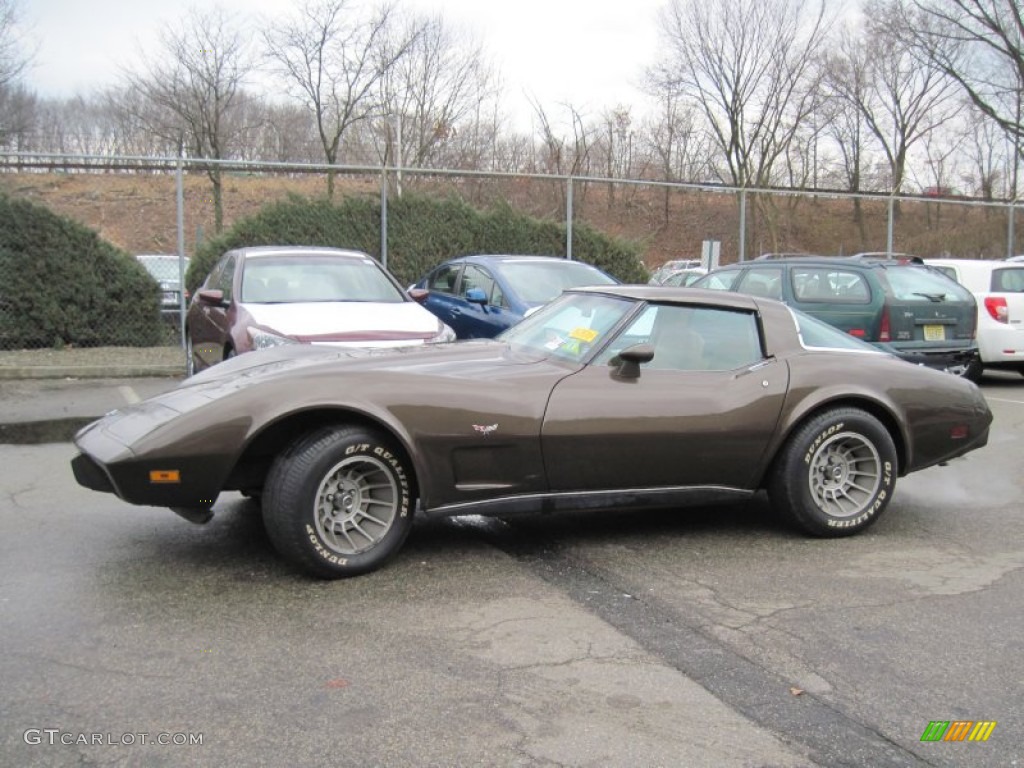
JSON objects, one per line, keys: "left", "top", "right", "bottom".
{"left": 923, "top": 324, "right": 945, "bottom": 341}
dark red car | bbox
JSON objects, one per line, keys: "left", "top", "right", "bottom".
{"left": 186, "top": 245, "right": 455, "bottom": 375}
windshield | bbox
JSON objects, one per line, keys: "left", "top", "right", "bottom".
{"left": 790, "top": 308, "right": 885, "bottom": 353}
{"left": 499, "top": 292, "right": 636, "bottom": 362}
{"left": 884, "top": 265, "right": 973, "bottom": 302}
{"left": 240, "top": 255, "right": 405, "bottom": 303}
{"left": 494, "top": 260, "right": 616, "bottom": 305}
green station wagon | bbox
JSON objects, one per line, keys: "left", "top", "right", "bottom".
{"left": 692, "top": 256, "right": 981, "bottom": 379}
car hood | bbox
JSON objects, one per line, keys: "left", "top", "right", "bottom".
{"left": 182, "top": 339, "right": 560, "bottom": 391}
{"left": 243, "top": 300, "right": 441, "bottom": 340}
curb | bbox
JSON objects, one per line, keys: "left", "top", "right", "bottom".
{"left": 0, "top": 366, "right": 183, "bottom": 380}
{"left": 0, "top": 418, "right": 95, "bottom": 444}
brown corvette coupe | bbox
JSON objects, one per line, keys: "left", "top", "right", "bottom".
{"left": 71, "top": 286, "right": 992, "bottom": 578}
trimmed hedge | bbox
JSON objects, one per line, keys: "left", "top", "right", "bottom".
{"left": 188, "top": 193, "right": 648, "bottom": 292}
{"left": 0, "top": 195, "right": 162, "bottom": 349}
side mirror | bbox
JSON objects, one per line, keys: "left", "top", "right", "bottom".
{"left": 197, "top": 288, "right": 226, "bottom": 307}
{"left": 614, "top": 343, "right": 655, "bottom": 380}
{"left": 465, "top": 287, "right": 488, "bottom": 306}
{"left": 408, "top": 287, "right": 429, "bottom": 303}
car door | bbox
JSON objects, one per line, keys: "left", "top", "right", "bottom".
{"left": 421, "top": 263, "right": 467, "bottom": 335}
{"left": 452, "top": 264, "right": 521, "bottom": 338}
{"left": 189, "top": 252, "right": 237, "bottom": 368}
{"left": 540, "top": 303, "right": 788, "bottom": 491}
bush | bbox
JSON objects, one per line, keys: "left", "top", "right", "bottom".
{"left": 0, "top": 195, "right": 162, "bottom": 349}
{"left": 187, "top": 193, "right": 647, "bottom": 292}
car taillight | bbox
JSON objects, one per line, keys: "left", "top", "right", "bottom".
{"left": 984, "top": 296, "right": 1008, "bottom": 323}
{"left": 879, "top": 306, "right": 891, "bottom": 342}
{"left": 848, "top": 328, "right": 866, "bottom": 338}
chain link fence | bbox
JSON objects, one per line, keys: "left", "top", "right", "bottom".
{"left": 1, "top": 152, "right": 1021, "bottom": 357}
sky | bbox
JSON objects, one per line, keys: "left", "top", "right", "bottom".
{"left": 25, "top": 0, "right": 667, "bottom": 130}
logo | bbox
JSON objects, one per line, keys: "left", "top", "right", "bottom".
{"left": 920, "top": 721, "right": 997, "bottom": 742}
{"left": 472, "top": 423, "right": 498, "bottom": 435}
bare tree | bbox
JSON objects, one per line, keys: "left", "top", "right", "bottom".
{"left": 0, "top": 0, "right": 29, "bottom": 87}
{"left": 822, "top": 25, "right": 880, "bottom": 225}
{"left": 0, "top": 0, "right": 33, "bottom": 148}
{"left": 907, "top": 0, "right": 1024, "bottom": 152}
{"left": 0, "top": 83, "right": 34, "bottom": 150}
{"left": 960, "top": 104, "right": 1006, "bottom": 201}
{"left": 264, "top": 0, "right": 418, "bottom": 199}
{"left": 124, "top": 7, "right": 253, "bottom": 231}
{"left": 852, "top": 0, "right": 963, "bottom": 201}
{"left": 650, "top": 0, "right": 830, "bottom": 254}
{"left": 528, "top": 99, "right": 594, "bottom": 217}
{"left": 103, "top": 86, "right": 183, "bottom": 156}
{"left": 637, "top": 90, "right": 712, "bottom": 221}
{"left": 650, "top": 0, "right": 830, "bottom": 189}
{"left": 375, "top": 13, "right": 497, "bottom": 178}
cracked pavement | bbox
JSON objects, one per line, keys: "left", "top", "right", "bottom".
{"left": 1, "top": 374, "right": 1023, "bottom": 766}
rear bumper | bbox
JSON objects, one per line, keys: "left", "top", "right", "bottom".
{"left": 883, "top": 343, "right": 979, "bottom": 373}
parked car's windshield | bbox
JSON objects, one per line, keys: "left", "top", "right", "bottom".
{"left": 240, "top": 255, "right": 405, "bottom": 304}
{"left": 493, "top": 260, "right": 616, "bottom": 305}
{"left": 499, "top": 292, "right": 635, "bottom": 362}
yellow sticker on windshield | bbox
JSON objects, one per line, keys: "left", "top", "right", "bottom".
{"left": 569, "top": 327, "right": 599, "bottom": 343}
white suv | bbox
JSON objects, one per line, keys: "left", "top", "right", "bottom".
{"left": 925, "top": 258, "right": 1024, "bottom": 377}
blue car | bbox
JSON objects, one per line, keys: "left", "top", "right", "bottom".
{"left": 411, "top": 255, "right": 618, "bottom": 338}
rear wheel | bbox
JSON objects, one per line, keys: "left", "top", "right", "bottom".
{"left": 769, "top": 408, "right": 897, "bottom": 537}
{"left": 262, "top": 426, "right": 415, "bottom": 578}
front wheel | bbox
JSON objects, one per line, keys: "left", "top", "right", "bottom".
{"left": 262, "top": 426, "right": 415, "bottom": 578}
{"left": 769, "top": 408, "right": 897, "bottom": 537}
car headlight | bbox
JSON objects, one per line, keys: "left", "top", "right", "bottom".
{"left": 248, "top": 327, "right": 299, "bottom": 350}
{"left": 429, "top": 321, "right": 457, "bottom": 343}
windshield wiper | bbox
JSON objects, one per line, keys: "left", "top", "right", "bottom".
{"left": 913, "top": 292, "right": 946, "bottom": 302}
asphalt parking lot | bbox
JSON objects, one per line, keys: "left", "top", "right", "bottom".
{"left": 1, "top": 372, "right": 1022, "bottom": 767}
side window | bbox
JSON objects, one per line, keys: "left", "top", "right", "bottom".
{"left": 212, "top": 254, "right": 236, "bottom": 301}
{"left": 594, "top": 304, "right": 763, "bottom": 372}
{"left": 428, "top": 264, "right": 460, "bottom": 295}
{"left": 689, "top": 307, "right": 764, "bottom": 370}
{"left": 460, "top": 265, "right": 498, "bottom": 304}
{"left": 736, "top": 267, "right": 783, "bottom": 299}
{"left": 993, "top": 268, "right": 1024, "bottom": 293}
{"left": 792, "top": 269, "right": 869, "bottom": 302}
{"left": 205, "top": 256, "right": 226, "bottom": 290}
{"left": 698, "top": 271, "right": 741, "bottom": 291}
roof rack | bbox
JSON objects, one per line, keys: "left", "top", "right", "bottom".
{"left": 849, "top": 252, "right": 924, "bottom": 264}
{"left": 753, "top": 252, "right": 830, "bottom": 260}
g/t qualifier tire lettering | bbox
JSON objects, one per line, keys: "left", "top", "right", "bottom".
{"left": 263, "top": 426, "right": 415, "bottom": 578}
{"left": 770, "top": 408, "right": 897, "bottom": 537}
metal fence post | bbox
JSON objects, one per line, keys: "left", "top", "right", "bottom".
{"left": 1009, "top": 200, "right": 1017, "bottom": 259}
{"left": 886, "top": 195, "right": 895, "bottom": 256}
{"left": 738, "top": 189, "right": 747, "bottom": 262}
{"left": 566, "top": 177, "right": 574, "bottom": 261}
{"left": 176, "top": 155, "right": 186, "bottom": 353}
{"left": 380, "top": 166, "right": 389, "bottom": 270}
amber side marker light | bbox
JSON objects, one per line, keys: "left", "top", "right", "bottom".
{"left": 150, "top": 470, "right": 181, "bottom": 484}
